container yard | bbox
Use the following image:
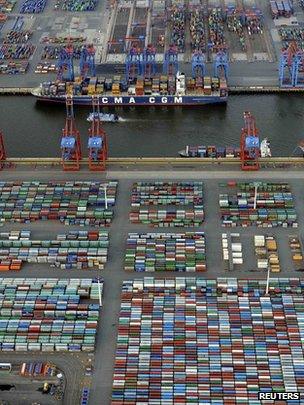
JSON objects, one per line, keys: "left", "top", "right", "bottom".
{"left": 112, "top": 277, "right": 304, "bottom": 403}
{"left": 1, "top": 3, "right": 304, "bottom": 405}
{"left": 0, "top": 169, "right": 302, "bottom": 404}
{"left": 129, "top": 181, "right": 204, "bottom": 227}
{"left": 0, "top": 0, "right": 301, "bottom": 87}
{"left": 219, "top": 181, "right": 297, "bottom": 227}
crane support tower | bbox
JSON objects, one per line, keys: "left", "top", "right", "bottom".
{"left": 57, "top": 44, "right": 74, "bottom": 82}
{"left": 88, "top": 96, "right": 108, "bottom": 171}
{"left": 125, "top": 45, "right": 142, "bottom": 82}
{"left": 163, "top": 44, "right": 178, "bottom": 76}
{"left": 240, "top": 111, "right": 260, "bottom": 171}
{"left": 279, "top": 41, "right": 301, "bottom": 87}
{"left": 293, "top": 49, "right": 304, "bottom": 87}
{"left": 60, "top": 96, "right": 82, "bottom": 171}
{"left": 143, "top": 44, "right": 156, "bottom": 78}
{"left": 80, "top": 44, "right": 96, "bottom": 78}
{"left": 214, "top": 50, "right": 229, "bottom": 79}
{"left": 0, "top": 131, "right": 6, "bottom": 170}
{"left": 192, "top": 52, "right": 205, "bottom": 78}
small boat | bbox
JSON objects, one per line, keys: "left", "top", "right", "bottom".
{"left": 87, "top": 113, "right": 121, "bottom": 123}
{"left": 260, "top": 138, "right": 272, "bottom": 158}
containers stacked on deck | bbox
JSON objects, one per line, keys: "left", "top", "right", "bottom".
{"left": 20, "top": 362, "right": 57, "bottom": 377}
{"left": 0, "top": 278, "right": 102, "bottom": 352}
{"left": 20, "top": 0, "right": 47, "bottom": 13}
{"left": 181, "top": 145, "right": 240, "bottom": 158}
{"left": 0, "top": 181, "right": 117, "bottom": 227}
{"left": 171, "top": 6, "right": 185, "bottom": 52}
{"left": 125, "top": 232, "right": 206, "bottom": 272}
{"left": 219, "top": 182, "right": 297, "bottom": 227}
{"left": 208, "top": 8, "right": 226, "bottom": 52}
{"left": 129, "top": 182, "right": 204, "bottom": 227}
{"left": 269, "top": 0, "right": 293, "bottom": 18}
{"left": 54, "top": 0, "right": 97, "bottom": 11}
{"left": 112, "top": 277, "right": 304, "bottom": 403}
{"left": 189, "top": 8, "right": 205, "bottom": 52}
{"left": 0, "top": 44, "right": 35, "bottom": 59}
{"left": 222, "top": 233, "right": 243, "bottom": 271}
{"left": 289, "top": 235, "right": 304, "bottom": 271}
{"left": 0, "top": 230, "right": 109, "bottom": 271}
{"left": 0, "top": 61, "right": 27, "bottom": 73}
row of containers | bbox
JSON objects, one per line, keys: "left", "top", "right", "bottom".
{"left": 0, "top": 230, "right": 109, "bottom": 271}
{"left": 54, "top": 0, "right": 98, "bottom": 11}
{"left": 125, "top": 232, "right": 206, "bottom": 272}
{"left": 0, "top": 278, "right": 102, "bottom": 352}
{"left": 20, "top": 362, "right": 57, "bottom": 376}
{"left": 129, "top": 182, "right": 204, "bottom": 227}
{"left": 0, "top": 181, "right": 117, "bottom": 227}
{"left": 219, "top": 182, "right": 297, "bottom": 227}
{"left": 112, "top": 277, "right": 304, "bottom": 403}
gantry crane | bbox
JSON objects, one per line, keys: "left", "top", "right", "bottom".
{"left": 191, "top": 51, "right": 205, "bottom": 78}
{"left": 57, "top": 44, "right": 74, "bottom": 82}
{"left": 125, "top": 45, "right": 142, "bottom": 82}
{"left": 0, "top": 131, "right": 6, "bottom": 170}
{"left": 240, "top": 111, "right": 260, "bottom": 171}
{"left": 163, "top": 44, "right": 178, "bottom": 75}
{"left": 60, "top": 96, "right": 82, "bottom": 171}
{"left": 214, "top": 50, "right": 229, "bottom": 79}
{"left": 142, "top": 44, "right": 156, "bottom": 78}
{"left": 80, "top": 44, "right": 96, "bottom": 78}
{"left": 88, "top": 96, "right": 108, "bottom": 171}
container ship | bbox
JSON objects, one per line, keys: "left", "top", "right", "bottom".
{"left": 179, "top": 139, "right": 271, "bottom": 158}
{"left": 31, "top": 72, "right": 228, "bottom": 106}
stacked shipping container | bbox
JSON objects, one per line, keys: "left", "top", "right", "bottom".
{"left": 112, "top": 277, "right": 304, "bottom": 403}
{"left": 129, "top": 182, "right": 204, "bottom": 227}
{"left": 0, "top": 230, "right": 109, "bottom": 271}
{"left": 0, "top": 278, "right": 102, "bottom": 352}
{"left": 0, "top": 181, "right": 117, "bottom": 226}
{"left": 219, "top": 182, "right": 297, "bottom": 227}
{"left": 125, "top": 232, "right": 206, "bottom": 272}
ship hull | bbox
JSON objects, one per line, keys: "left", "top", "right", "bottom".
{"left": 34, "top": 94, "right": 228, "bottom": 106}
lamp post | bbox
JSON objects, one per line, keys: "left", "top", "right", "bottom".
{"left": 104, "top": 184, "right": 108, "bottom": 209}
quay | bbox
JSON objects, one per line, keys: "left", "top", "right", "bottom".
{"left": 0, "top": 156, "right": 304, "bottom": 168}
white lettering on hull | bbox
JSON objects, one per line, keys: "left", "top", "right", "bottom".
{"left": 95, "top": 96, "right": 189, "bottom": 105}
{"left": 174, "top": 97, "right": 183, "bottom": 104}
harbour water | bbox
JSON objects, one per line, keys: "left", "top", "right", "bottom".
{"left": 0, "top": 94, "right": 303, "bottom": 157}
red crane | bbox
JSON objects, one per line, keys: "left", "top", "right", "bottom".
{"left": 240, "top": 111, "right": 260, "bottom": 171}
{"left": 60, "top": 96, "right": 82, "bottom": 171}
{"left": 88, "top": 96, "right": 108, "bottom": 171}
{"left": 0, "top": 131, "right": 6, "bottom": 170}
